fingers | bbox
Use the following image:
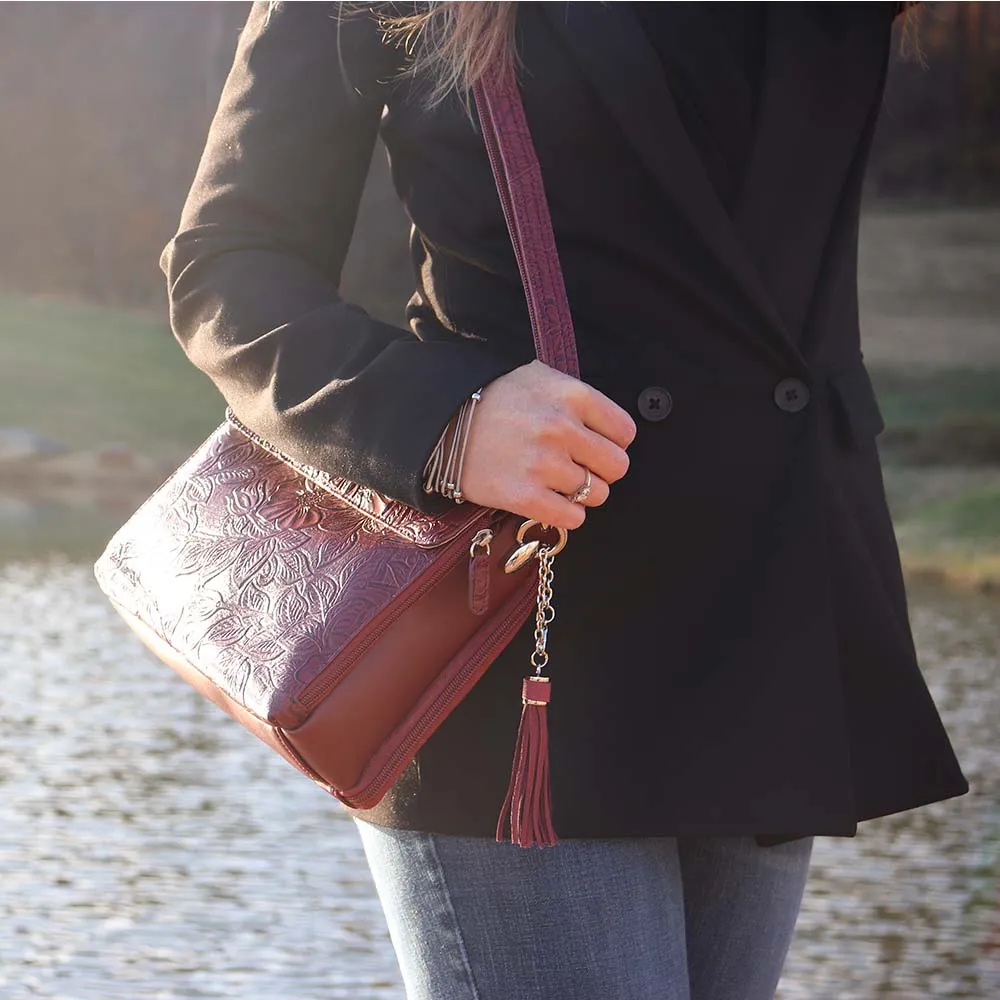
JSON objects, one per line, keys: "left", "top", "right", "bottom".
{"left": 527, "top": 464, "right": 608, "bottom": 531}
{"left": 552, "top": 461, "right": 611, "bottom": 508}
{"left": 566, "top": 425, "right": 630, "bottom": 486}
{"left": 529, "top": 361, "right": 636, "bottom": 452}
{"left": 566, "top": 379, "right": 637, "bottom": 450}
{"left": 463, "top": 362, "right": 637, "bottom": 531}
{"left": 523, "top": 488, "right": 588, "bottom": 532}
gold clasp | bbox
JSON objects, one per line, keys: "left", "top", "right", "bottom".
{"left": 503, "top": 520, "right": 568, "bottom": 574}
{"left": 469, "top": 528, "right": 493, "bottom": 559}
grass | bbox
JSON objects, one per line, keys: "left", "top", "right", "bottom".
{"left": 874, "top": 372, "right": 1000, "bottom": 590}
{"left": 871, "top": 367, "right": 1000, "bottom": 466}
{"left": 871, "top": 368, "right": 1000, "bottom": 433}
{"left": 1, "top": 205, "right": 998, "bottom": 588}
{"left": 0, "top": 294, "right": 223, "bottom": 456}
{"left": 882, "top": 453, "right": 1000, "bottom": 594}
{"left": 894, "top": 488, "right": 1000, "bottom": 593}
{"left": 858, "top": 205, "right": 1000, "bottom": 590}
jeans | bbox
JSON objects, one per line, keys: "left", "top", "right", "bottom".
{"left": 355, "top": 820, "right": 813, "bottom": 1000}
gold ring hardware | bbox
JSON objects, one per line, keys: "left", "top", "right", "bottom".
{"left": 503, "top": 519, "right": 568, "bottom": 574}
{"left": 516, "top": 519, "right": 568, "bottom": 557}
{"left": 469, "top": 528, "right": 493, "bottom": 559}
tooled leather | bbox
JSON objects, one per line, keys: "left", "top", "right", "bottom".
{"left": 94, "top": 72, "right": 579, "bottom": 790}
{"left": 225, "top": 409, "right": 485, "bottom": 546}
{"left": 95, "top": 420, "right": 497, "bottom": 730}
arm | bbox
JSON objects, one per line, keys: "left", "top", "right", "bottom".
{"left": 161, "top": 2, "right": 515, "bottom": 512}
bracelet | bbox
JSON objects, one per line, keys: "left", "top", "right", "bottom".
{"left": 422, "top": 388, "right": 483, "bottom": 503}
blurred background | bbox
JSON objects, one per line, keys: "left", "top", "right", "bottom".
{"left": 0, "top": 3, "right": 997, "bottom": 999}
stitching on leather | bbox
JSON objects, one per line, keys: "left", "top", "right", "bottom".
{"left": 273, "top": 726, "right": 330, "bottom": 786}
{"left": 225, "top": 409, "right": 484, "bottom": 545}
{"left": 426, "top": 834, "right": 484, "bottom": 1000}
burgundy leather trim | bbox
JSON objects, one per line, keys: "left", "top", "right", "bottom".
{"left": 110, "top": 602, "right": 327, "bottom": 789}
{"left": 287, "top": 515, "right": 535, "bottom": 800}
{"left": 469, "top": 544, "right": 492, "bottom": 616}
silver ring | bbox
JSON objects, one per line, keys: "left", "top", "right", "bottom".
{"left": 566, "top": 468, "right": 592, "bottom": 505}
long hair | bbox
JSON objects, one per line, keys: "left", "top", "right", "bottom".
{"left": 378, "top": 2, "right": 519, "bottom": 106}
{"left": 355, "top": 2, "right": 926, "bottom": 106}
{"left": 379, "top": 2, "right": 924, "bottom": 105}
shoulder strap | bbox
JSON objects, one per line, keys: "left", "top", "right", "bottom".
{"left": 473, "top": 71, "right": 581, "bottom": 380}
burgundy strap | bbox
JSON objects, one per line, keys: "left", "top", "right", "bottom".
{"left": 473, "top": 71, "right": 581, "bottom": 380}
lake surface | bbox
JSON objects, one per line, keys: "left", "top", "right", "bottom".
{"left": 0, "top": 560, "right": 996, "bottom": 1000}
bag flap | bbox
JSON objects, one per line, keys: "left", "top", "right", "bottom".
{"left": 226, "top": 412, "right": 489, "bottom": 547}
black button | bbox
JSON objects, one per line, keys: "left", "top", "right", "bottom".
{"left": 637, "top": 386, "right": 672, "bottom": 422}
{"left": 774, "top": 378, "right": 810, "bottom": 413}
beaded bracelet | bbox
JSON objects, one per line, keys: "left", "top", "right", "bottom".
{"left": 422, "top": 388, "right": 483, "bottom": 503}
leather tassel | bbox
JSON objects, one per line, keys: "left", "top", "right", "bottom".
{"left": 496, "top": 675, "right": 558, "bottom": 848}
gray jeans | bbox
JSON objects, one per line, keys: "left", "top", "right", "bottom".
{"left": 355, "top": 820, "right": 813, "bottom": 1000}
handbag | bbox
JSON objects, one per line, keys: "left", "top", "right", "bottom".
{"left": 93, "top": 69, "right": 580, "bottom": 849}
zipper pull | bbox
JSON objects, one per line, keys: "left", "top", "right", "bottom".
{"left": 468, "top": 529, "right": 494, "bottom": 616}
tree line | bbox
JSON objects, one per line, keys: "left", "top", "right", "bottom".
{"left": 0, "top": 2, "right": 996, "bottom": 314}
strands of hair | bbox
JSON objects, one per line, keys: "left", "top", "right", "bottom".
{"left": 377, "top": 2, "right": 519, "bottom": 107}
{"left": 269, "top": 2, "right": 923, "bottom": 104}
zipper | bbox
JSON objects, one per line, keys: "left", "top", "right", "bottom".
{"left": 353, "top": 581, "right": 537, "bottom": 804}
{"left": 297, "top": 510, "right": 510, "bottom": 712}
{"left": 298, "top": 520, "right": 486, "bottom": 711}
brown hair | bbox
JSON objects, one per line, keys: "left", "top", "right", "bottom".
{"left": 376, "top": 2, "right": 923, "bottom": 103}
{"left": 379, "top": 2, "right": 519, "bottom": 105}
{"left": 381, "top": 0, "right": 923, "bottom": 106}
{"left": 898, "top": 3, "right": 925, "bottom": 63}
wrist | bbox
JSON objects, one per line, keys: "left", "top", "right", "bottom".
{"left": 422, "top": 387, "right": 484, "bottom": 503}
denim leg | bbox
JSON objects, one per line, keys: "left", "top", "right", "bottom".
{"left": 678, "top": 836, "right": 813, "bottom": 1000}
{"left": 356, "top": 820, "right": 481, "bottom": 1000}
{"left": 355, "top": 820, "right": 692, "bottom": 1000}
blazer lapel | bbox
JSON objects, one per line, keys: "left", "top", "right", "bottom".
{"left": 733, "top": 7, "right": 891, "bottom": 342}
{"left": 541, "top": 1, "right": 798, "bottom": 372}
{"left": 644, "top": 3, "right": 758, "bottom": 185}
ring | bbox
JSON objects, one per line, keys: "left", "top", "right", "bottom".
{"left": 565, "top": 468, "right": 592, "bottom": 505}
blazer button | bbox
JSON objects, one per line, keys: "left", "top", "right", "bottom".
{"left": 774, "top": 378, "right": 810, "bottom": 413}
{"left": 637, "top": 386, "right": 672, "bottom": 422}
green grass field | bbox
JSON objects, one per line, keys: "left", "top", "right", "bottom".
{"left": 2, "top": 296, "right": 998, "bottom": 461}
{"left": 0, "top": 294, "right": 223, "bottom": 456}
{"left": 1, "top": 206, "right": 998, "bottom": 586}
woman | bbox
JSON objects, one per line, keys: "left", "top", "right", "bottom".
{"left": 161, "top": 3, "right": 968, "bottom": 998}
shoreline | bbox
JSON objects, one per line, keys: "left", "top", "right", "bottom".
{"left": 0, "top": 471, "right": 997, "bottom": 598}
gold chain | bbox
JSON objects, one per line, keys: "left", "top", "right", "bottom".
{"left": 530, "top": 545, "right": 557, "bottom": 674}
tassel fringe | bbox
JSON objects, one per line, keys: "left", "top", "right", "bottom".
{"left": 496, "top": 675, "right": 558, "bottom": 848}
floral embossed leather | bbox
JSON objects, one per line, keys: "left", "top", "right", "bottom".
{"left": 94, "top": 69, "right": 579, "bottom": 815}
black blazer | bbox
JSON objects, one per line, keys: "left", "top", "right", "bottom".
{"left": 162, "top": 2, "right": 967, "bottom": 840}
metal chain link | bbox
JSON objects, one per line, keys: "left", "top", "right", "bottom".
{"left": 529, "top": 546, "right": 557, "bottom": 674}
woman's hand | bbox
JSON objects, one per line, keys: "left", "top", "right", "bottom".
{"left": 459, "top": 360, "right": 637, "bottom": 531}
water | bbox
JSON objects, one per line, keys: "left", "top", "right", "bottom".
{"left": 0, "top": 560, "right": 996, "bottom": 1000}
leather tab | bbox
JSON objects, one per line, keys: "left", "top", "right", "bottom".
{"left": 469, "top": 547, "right": 492, "bottom": 616}
{"left": 522, "top": 676, "right": 551, "bottom": 706}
